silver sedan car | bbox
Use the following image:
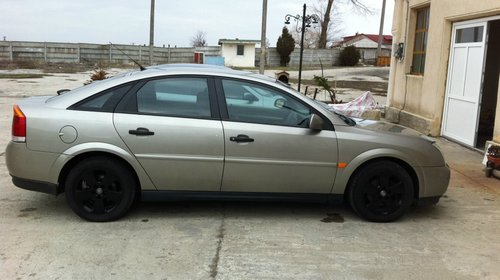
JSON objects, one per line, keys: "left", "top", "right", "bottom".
{"left": 5, "top": 64, "right": 450, "bottom": 222}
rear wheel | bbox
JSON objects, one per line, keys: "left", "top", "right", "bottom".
{"left": 348, "top": 160, "right": 414, "bottom": 222}
{"left": 65, "top": 157, "right": 136, "bottom": 222}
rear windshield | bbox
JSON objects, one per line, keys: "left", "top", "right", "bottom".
{"left": 46, "top": 70, "right": 137, "bottom": 103}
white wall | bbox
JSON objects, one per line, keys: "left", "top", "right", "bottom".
{"left": 221, "top": 43, "right": 255, "bottom": 67}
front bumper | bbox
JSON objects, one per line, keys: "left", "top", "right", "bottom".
{"left": 420, "top": 164, "right": 451, "bottom": 197}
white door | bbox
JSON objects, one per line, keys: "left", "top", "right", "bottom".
{"left": 442, "top": 21, "right": 488, "bottom": 146}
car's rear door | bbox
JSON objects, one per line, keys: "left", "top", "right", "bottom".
{"left": 217, "top": 78, "right": 338, "bottom": 194}
{"left": 113, "top": 76, "right": 224, "bottom": 191}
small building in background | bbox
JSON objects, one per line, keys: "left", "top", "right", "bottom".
{"left": 218, "top": 38, "right": 260, "bottom": 67}
{"left": 333, "top": 33, "right": 393, "bottom": 65}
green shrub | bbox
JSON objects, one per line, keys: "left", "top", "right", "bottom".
{"left": 338, "top": 45, "right": 360, "bottom": 66}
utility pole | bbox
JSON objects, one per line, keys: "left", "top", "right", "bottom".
{"left": 259, "top": 0, "right": 268, "bottom": 74}
{"left": 149, "top": 0, "right": 155, "bottom": 65}
{"left": 376, "top": 0, "right": 387, "bottom": 60}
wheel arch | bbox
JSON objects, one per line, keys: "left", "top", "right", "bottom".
{"left": 60, "top": 152, "right": 140, "bottom": 194}
{"left": 50, "top": 143, "right": 156, "bottom": 195}
{"left": 332, "top": 148, "right": 422, "bottom": 199}
{"left": 343, "top": 157, "right": 420, "bottom": 202}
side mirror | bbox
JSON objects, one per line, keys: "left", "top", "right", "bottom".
{"left": 308, "top": 114, "right": 324, "bottom": 131}
{"left": 243, "top": 92, "right": 259, "bottom": 103}
{"left": 274, "top": 98, "right": 286, "bottom": 108}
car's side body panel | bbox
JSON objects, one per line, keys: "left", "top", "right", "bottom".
{"left": 114, "top": 113, "right": 224, "bottom": 191}
{"left": 221, "top": 121, "right": 338, "bottom": 193}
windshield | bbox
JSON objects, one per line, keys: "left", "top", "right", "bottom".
{"left": 275, "top": 80, "right": 356, "bottom": 126}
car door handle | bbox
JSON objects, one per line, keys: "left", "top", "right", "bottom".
{"left": 230, "top": 134, "right": 254, "bottom": 143}
{"left": 129, "top": 127, "right": 154, "bottom": 136}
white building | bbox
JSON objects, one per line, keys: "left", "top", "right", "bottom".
{"left": 218, "top": 39, "right": 260, "bottom": 67}
{"left": 333, "top": 33, "right": 393, "bottom": 64}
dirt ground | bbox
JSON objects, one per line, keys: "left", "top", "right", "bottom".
{"left": 0, "top": 67, "right": 499, "bottom": 280}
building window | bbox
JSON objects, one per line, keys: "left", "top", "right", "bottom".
{"left": 411, "top": 6, "right": 430, "bottom": 75}
{"left": 237, "top": 45, "right": 244, "bottom": 55}
{"left": 455, "top": 26, "right": 484, "bottom": 43}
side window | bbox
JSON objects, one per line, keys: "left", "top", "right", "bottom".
{"left": 222, "top": 79, "right": 311, "bottom": 128}
{"left": 72, "top": 84, "right": 132, "bottom": 112}
{"left": 136, "top": 78, "right": 211, "bottom": 118}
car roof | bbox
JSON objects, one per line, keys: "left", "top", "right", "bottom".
{"left": 145, "top": 64, "right": 273, "bottom": 81}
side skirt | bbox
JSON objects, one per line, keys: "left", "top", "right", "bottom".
{"left": 141, "top": 190, "right": 344, "bottom": 204}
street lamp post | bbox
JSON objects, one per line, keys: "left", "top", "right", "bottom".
{"left": 285, "top": 4, "right": 319, "bottom": 92}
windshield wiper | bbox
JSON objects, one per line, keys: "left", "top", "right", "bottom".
{"left": 333, "top": 111, "right": 356, "bottom": 126}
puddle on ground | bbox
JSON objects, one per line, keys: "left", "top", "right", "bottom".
{"left": 321, "top": 213, "right": 345, "bottom": 223}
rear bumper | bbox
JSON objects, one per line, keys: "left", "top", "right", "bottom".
{"left": 11, "top": 176, "right": 61, "bottom": 195}
{"left": 6, "top": 141, "right": 59, "bottom": 184}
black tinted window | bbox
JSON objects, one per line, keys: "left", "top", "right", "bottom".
{"left": 137, "top": 78, "right": 210, "bottom": 118}
{"left": 73, "top": 84, "right": 132, "bottom": 112}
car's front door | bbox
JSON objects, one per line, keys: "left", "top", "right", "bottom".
{"left": 113, "top": 76, "right": 224, "bottom": 191}
{"left": 218, "top": 79, "right": 338, "bottom": 193}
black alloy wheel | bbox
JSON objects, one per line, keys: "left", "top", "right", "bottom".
{"left": 65, "top": 157, "right": 136, "bottom": 222}
{"left": 349, "top": 160, "right": 414, "bottom": 222}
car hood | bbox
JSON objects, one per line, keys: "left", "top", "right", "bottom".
{"left": 352, "top": 118, "right": 436, "bottom": 143}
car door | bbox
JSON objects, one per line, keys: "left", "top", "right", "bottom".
{"left": 217, "top": 78, "right": 338, "bottom": 194}
{"left": 113, "top": 76, "right": 224, "bottom": 191}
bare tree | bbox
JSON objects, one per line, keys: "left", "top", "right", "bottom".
{"left": 190, "top": 30, "right": 207, "bottom": 47}
{"left": 316, "top": 0, "right": 373, "bottom": 49}
{"left": 291, "top": 29, "right": 321, "bottom": 49}
{"left": 290, "top": 4, "right": 342, "bottom": 49}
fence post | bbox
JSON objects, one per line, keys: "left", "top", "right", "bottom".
{"left": 77, "top": 44, "right": 81, "bottom": 63}
{"left": 139, "top": 45, "right": 142, "bottom": 63}
{"left": 168, "top": 44, "right": 171, "bottom": 63}
{"left": 9, "top": 41, "right": 13, "bottom": 61}
{"left": 43, "top": 42, "right": 47, "bottom": 62}
{"left": 109, "top": 44, "right": 112, "bottom": 63}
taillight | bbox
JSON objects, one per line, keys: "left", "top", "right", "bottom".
{"left": 12, "top": 105, "right": 26, "bottom": 142}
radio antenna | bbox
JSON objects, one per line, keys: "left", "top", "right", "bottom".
{"left": 109, "top": 42, "right": 146, "bottom": 71}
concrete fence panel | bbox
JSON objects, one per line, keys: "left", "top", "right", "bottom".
{"left": 1, "top": 41, "right": 344, "bottom": 68}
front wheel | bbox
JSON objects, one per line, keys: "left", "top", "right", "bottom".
{"left": 65, "top": 156, "right": 136, "bottom": 222}
{"left": 348, "top": 161, "right": 414, "bottom": 222}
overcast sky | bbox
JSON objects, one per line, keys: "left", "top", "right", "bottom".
{"left": 0, "top": 0, "right": 394, "bottom": 47}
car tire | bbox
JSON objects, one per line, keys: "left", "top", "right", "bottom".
{"left": 348, "top": 160, "right": 414, "bottom": 222}
{"left": 65, "top": 156, "right": 136, "bottom": 222}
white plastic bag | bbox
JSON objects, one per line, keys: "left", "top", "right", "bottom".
{"left": 328, "top": 91, "right": 378, "bottom": 117}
